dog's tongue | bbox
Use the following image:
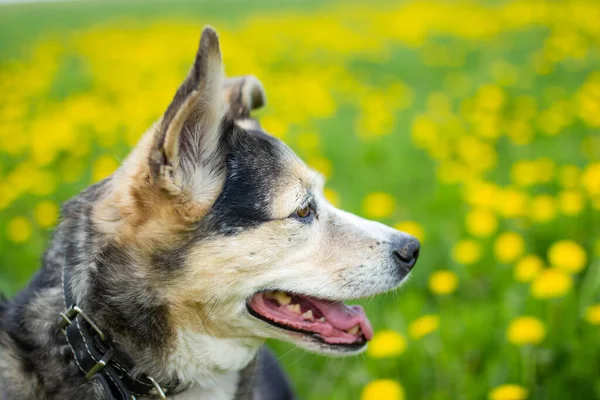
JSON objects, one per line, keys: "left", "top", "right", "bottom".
{"left": 311, "top": 299, "right": 374, "bottom": 340}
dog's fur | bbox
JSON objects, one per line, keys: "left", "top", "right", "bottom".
{"left": 0, "top": 27, "right": 418, "bottom": 399}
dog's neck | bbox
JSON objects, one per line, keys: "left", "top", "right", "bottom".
{"left": 168, "top": 330, "right": 262, "bottom": 389}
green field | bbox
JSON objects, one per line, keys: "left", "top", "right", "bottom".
{"left": 0, "top": 1, "right": 599, "bottom": 399}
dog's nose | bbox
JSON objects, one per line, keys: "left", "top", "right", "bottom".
{"left": 392, "top": 235, "right": 420, "bottom": 271}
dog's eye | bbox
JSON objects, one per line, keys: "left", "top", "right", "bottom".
{"left": 295, "top": 205, "right": 312, "bottom": 219}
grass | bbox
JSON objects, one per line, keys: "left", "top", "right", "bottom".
{"left": 0, "top": 0, "right": 599, "bottom": 399}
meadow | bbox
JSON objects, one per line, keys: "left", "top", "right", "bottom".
{"left": 0, "top": 0, "right": 599, "bottom": 399}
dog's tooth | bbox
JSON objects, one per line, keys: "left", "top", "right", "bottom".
{"left": 301, "top": 310, "right": 314, "bottom": 321}
{"left": 318, "top": 317, "right": 326, "bottom": 322}
{"left": 287, "top": 303, "right": 301, "bottom": 314}
{"left": 347, "top": 325, "right": 360, "bottom": 335}
{"left": 274, "top": 291, "right": 292, "bottom": 306}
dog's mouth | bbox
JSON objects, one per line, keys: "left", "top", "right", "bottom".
{"left": 247, "top": 291, "right": 373, "bottom": 347}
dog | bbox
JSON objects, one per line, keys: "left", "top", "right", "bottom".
{"left": 0, "top": 27, "right": 420, "bottom": 400}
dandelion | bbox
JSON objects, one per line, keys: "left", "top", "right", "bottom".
{"left": 581, "top": 161, "right": 600, "bottom": 197}
{"left": 361, "top": 192, "right": 395, "bottom": 219}
{"left": 463, "top": 181, "right": 500, "bottom": 210}
{"left": 558, "top": 191, "right": 584, "bottom": 216}
{"left": 307, "top": 155, "right": 332, "bottom": 178}
{"left": 531, "top": 268, "right": 573, "bottom": 299}
{"left": 411, "top": 114, "right": 437, "bottom": 149}
{"left": 361, "top": 379, "right": 404, "bottom": 400}
{"left": 489, "top": 384, "right": 529, "bottom": 400}
{"left": 507, "top": 317, "right": 546, "bottom": 345}
{"left": 584, "top": 304, "right": 600, "bottom": 325}
{"left": 529, "top": 195, "right": 557, "bottom": 223}
{"left": 496, "top": 188, "right": 528, "bottom": 218}
{"left": 356, "top": 94, "right": 396, "bottom": 138}
{"left": 547, "top": 240, "right": 587, "bottom": 273}
{"left": 367, "top": 330, "right": 407, "bottom": 358}
{"left": 510, "top": 160, "right": 538, "bottom": 187}
{"left": 30, "top": 170, "right": 57, "bottom": 197}
{"left": 34, "top": 200, "right": 59, "bottom": 228}
{"left": 394, "top": 221, "right": 425, "bottom": 242}
{"left": 92, "top": 155, "right": 119, "bottom": 183}
{"left": 428, "top": 270, "right": 459, "bottom": 295}
{"left": 452, "top": 239, "right": 482, "bottom": 265}
{"left": 476, "top": 84, "right": 505, "bottom": 111}
{"left": 260, "top": 115, "right": 288, "bottom": 139}
{"left": 7, "top": 216, "right": 33, "bottom": 243}
{"left": 323, "top": 188, "right": 340, "bottom": 207}
{"left": 494, "top": 232, "right": 525, "bottom": 264}
{"left": 514, "top": 255, "right": 544, "bottom": 282}
{"left": 409, "top": 315, "right": 439, "bottom": 339}
{"left": 294, "top": 131, "right": 320, "bottom": 152}
{"left": 465, "top": 208, "right": 498, "bottom": 237}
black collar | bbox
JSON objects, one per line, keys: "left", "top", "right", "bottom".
{"left": 59, "top": 259, "right": 180, "bottom": 399}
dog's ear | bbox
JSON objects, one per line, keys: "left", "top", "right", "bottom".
{"left": 148, "top": 26, "right": 227, "bottom": 220}
{"left": 223, "top": 76, "right": 266, "bottom": 119}
{"left": 223, "top": 76, "right": 266, "bottom": 131}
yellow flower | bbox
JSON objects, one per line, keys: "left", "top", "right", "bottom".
{"left": 548, "top": 240, "right": 587, "bottom": 273}
{"left": 428, "top": 270, "right": 459, "bottom": 295}
{"left": 362, "top": 192, "right": 396, "bottom": 219}
{"left": 581, "top": 161, "right": 600, "bottom": 197}
{"left": 30, "top": 170, "right": 57, "bottom": 196}
{"left": 514, "top": 255, "right": 543, "bottom": 283}
{"left": 584, "top": 304, "right": 600, "bottom": 325}
{"left": 92, "top": 155, "right": 119, "bottom": 183}
{"left": 529, "top": 195, "right": 557, "bottom": 223}
{"left": 295, "top": 131, "right": 320, "bottom": 152}
{"left": 307, "top": 155, "right": 332, "bottom": 178}
{"left": 507, "top": 317, "right": 546, "bottom": 346}
{"left": 477, "top": 84, "right": 505, "bottom": 111}
{"left": 558, "top": 191, "right": 585, "bottom": 216}
{"left": 496, "top": 188, "right": 528, "bottom": 218}
{"left": 7, "top": 216, "right": 33, "bottom": 243}
{"left": 452, "top": 239, "right": 482, "bottom": 265}
{"left": 465, "top": 208, "right": 498, "bottom": 237}
{"left": 367, "top": 330, "right": 407, "bottom": 358}
{"left": 323, "top": 188, "right": 340, "bottom": 207}
{"left": 409, "top": 315, "right": 439, "bottom": 339}
{"left": 261, "top": 115, "right": 288, "bottom": 139}
{"left": 510, "top": 160, "right": 538, "bottom": 187}
{"left": 34, "top": 200, "right": 59, "bottom": 228}
{"left": 356, "top": 94, "right": 397, "bottom": 139}
{"left": 494, "top": 232, "right": 525, "bottom": 264}
{"left": 394, "top": 221, "right": 425, "bottom": 242}
{"left": 531, "top": 268, "right": 573, "bottom": 299}
{"left": 361, "top": 379, "right": 405, "bottom": 400}
{"left": 489, "top": 384, "right": 529, "bottom": 400}
{"left": 411, "top": 114, "right": 437, "bottom": 149}
{"left": 463, "top": 181, "right": 500, "bottom": 210}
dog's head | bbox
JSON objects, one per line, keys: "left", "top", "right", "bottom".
{"left": 94, "top": 27, "right": 419, "bottom": 358}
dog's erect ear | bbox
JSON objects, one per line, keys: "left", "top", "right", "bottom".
{"left": 149, "top": 26, "right": 226, "bottom": 219}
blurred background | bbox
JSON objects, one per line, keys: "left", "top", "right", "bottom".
{"left": 0, "top": 0, "right": 599, "bottom": 399}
